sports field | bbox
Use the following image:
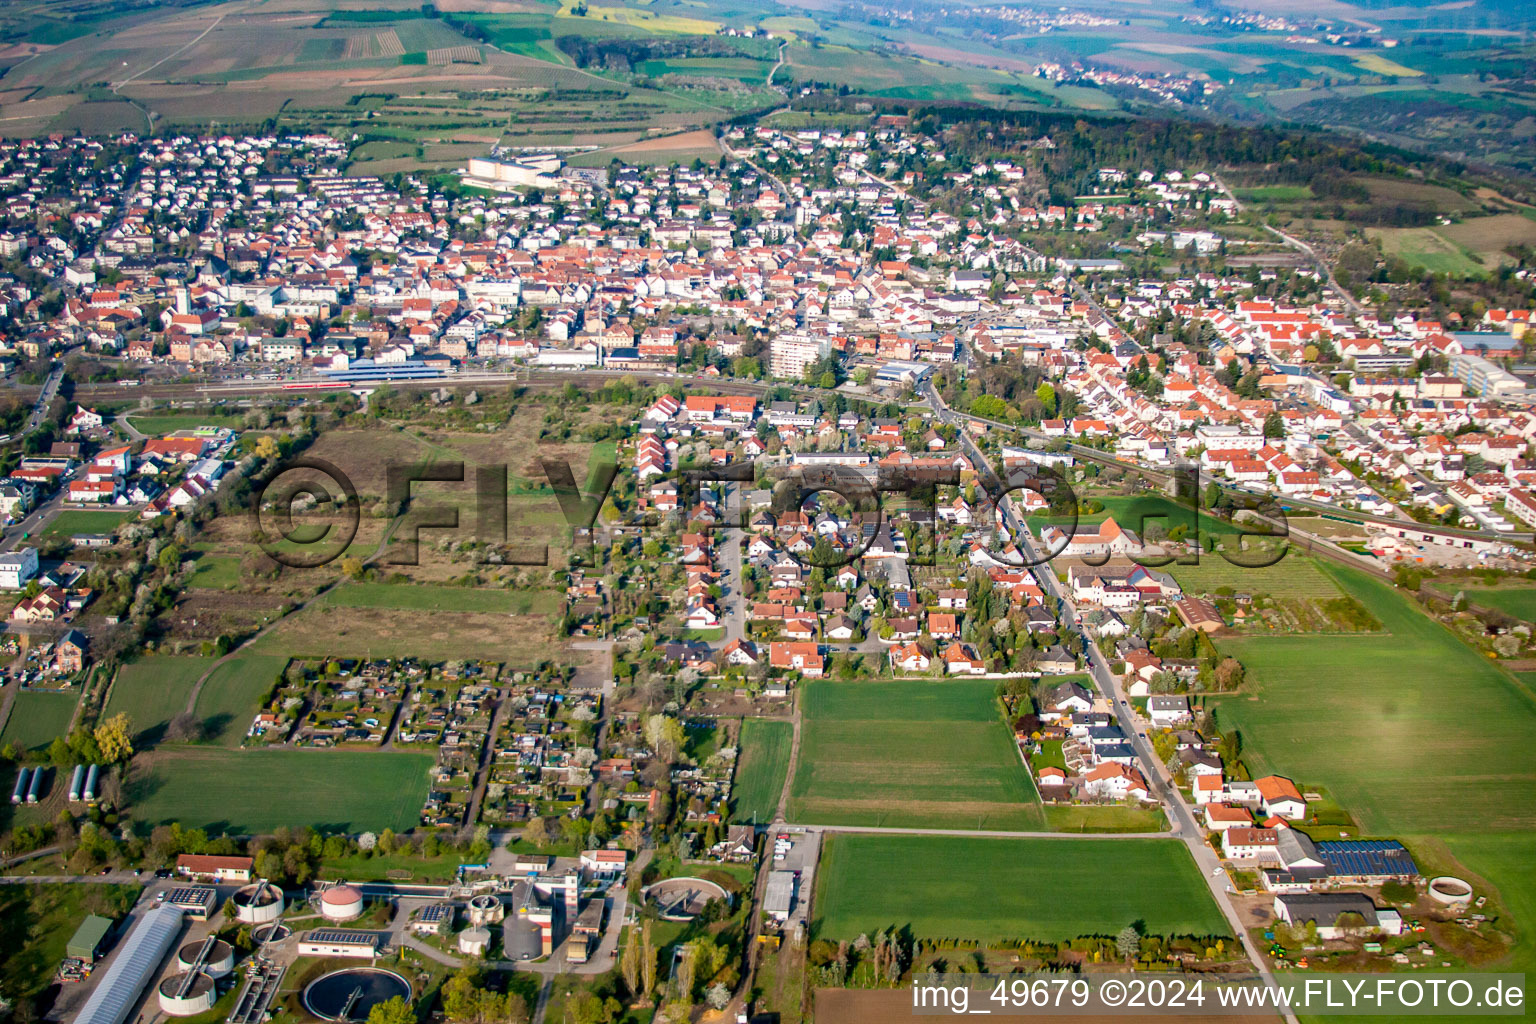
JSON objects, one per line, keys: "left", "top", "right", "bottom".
{"left": 814, "top": 835, "right": 1229, "bottom": 942}
{"left": 193, "top": 654, "right": 290, "bottom": 746}
{"left": 105, "top": 656, "right": 211, "bottom": 746}
{"left": 0, "top": 691, "right": 79, "bottom": 752}
{"left": 787, "top": 680, "right": 1045, "bottom": 831}
{"left": 732, "top": 718, "right": 791, "bottom": 824}
{"left": 1214, "top": 562, "right": 1536, "bottom": 834}
{"left": 322, "top": 582, "right": 560, "bottom": 615}
{"left": 38, "top": 509, "right": 134, "bottom": 541}
{"left": 125, "top": 747, "right": 431, "bottom": 833}
{"left": 126, "top": 413, "right": 243, "bottom": 434}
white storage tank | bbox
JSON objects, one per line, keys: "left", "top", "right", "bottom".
{"left": 178, "top": 939, "right": 234, "bottom": 979}
{"left": 158, "top": 972, "right": 217, "bottom": 1017}
{"left": 319, "top": 884, "right": 364, "bottom": 922}
{"left": 233, "top": 881, "right": 284, "bottom": 925}
{"left": 457, "top": 926, "right": 491, "bottom": 957}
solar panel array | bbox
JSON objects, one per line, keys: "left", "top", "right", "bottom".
{"left": 304, "top": 929, "right": 381, "bottom": 946}
{"left": 1317, "top": 840, "right": 1419, "bottom": 877}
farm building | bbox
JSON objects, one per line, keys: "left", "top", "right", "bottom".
{"left": 66, "top": 914, "right": 114, "bottom": 961}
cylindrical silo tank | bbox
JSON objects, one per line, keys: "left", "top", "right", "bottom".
{"left": 69, "top": 764, "right": 85, "bottom": 802}
{"left": 11, "top": 767, "right": 29, "bottom": 805}
{"left": 503, "top": 916, "right": 542, "bottom": 961}
{"left": 26, "top": 767, "right": 43, "bottom": 803}
{"left": 83, "top": 764, "right": 100, "bottom": 802}
{"left": 178, "top": 939, "right": 234, "bottom": 979}
{"left": 158, "top": 973, "right": 217, "bottom": 1017}
{"left": 233, "top": 881, "right": 285, "bottom": 925}
{"left": 457, "top": 926, "right": 491, "bottom": 957}
{"left": 319, "top": 884, "right": 364, "bottom": 921}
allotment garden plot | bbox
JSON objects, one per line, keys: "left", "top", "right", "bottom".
{"left": 787, "top": 680, "right": 1044, "bottom": 831}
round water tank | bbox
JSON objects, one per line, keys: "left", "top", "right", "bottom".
{"left": 178, "top": 939, "right": 234, "bottom": 979}
{"left": 159, "top": 973, "right": 217, "bottom": 1017}
{"left": 320, "top": 884, "right": 364, "bottom": 921}
{"left": 233, "top": 882, "right": 285, "bottom": 924}
{"left": 457, "top": 926, "right": 491, "bottom": 957}
{"left": 467, "top": 894, "right": 504, "bottom": 926}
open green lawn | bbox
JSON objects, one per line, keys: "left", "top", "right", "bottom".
{"left": 1234, "top": 184, "right": 1315, "bottom": 202}
{"left": 126, "top": 747, "right": 431, "bottom": 833}
{"left": 1462, "top": 586, "right": 1536, "bottom": 622}
{"left": 1214, "top": 562, "right": 1536, "bottom": 834}
{"left": 787, "top": 680, "right": 1044, "bottom": 831}
{"left": 126, "top": 413, "right": 243, "bottom": 435}
{"left": 322, "top": 582, "right": 560, "bottom": 615}
{"left": 814, "top": 835, "right": 1228, "bottom": 942}
{"left": 0, "top": 691, "right": 79, "bottom": 752}
{"left": 104, "top": 656, "right": 210, "bottom": 747}
{"left": 193, "top": 654, "right": 290, "bottom": 746}
{"left": 732, "top": 718, "right": 791, "bottom": 824}
{"left": 1042, "top": 804, "right": 1168, "bottom": 833}
{"left": 188, "top": 553, "right": 243, "bottom": 590}
{"left": 38, "top": 509, "right": 134, "bottom": 541}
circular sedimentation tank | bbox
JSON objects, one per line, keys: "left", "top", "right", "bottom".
{"left": 252, "top": 923, "right": 291, "bottom": 944}
{"left": 158, "top": 972, "right": 217, "bottom": 1017}
{"left": 233, "top": 881, "right": 285, "bottom": 924}
{"left": 177, "top": 938, "right": 234, "bottom": 979}
{"left": 302, "top": 968, "right": 411, "bottom": 1022}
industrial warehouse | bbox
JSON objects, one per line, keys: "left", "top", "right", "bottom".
{"left": 33, "top": 849, "right": 630, "bottom": 1024}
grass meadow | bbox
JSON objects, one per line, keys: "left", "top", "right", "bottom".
{"left": 126, "top": 747, "right": 431, "bottom": 834}
{"left": 732, "top": 718, "right": 792, "bottom": 824}
{"left": 0, "top": 691, "right": 79, "bottom": 752}
{"left": 813, "top": 835, "right": 1228, "bottom": 942}
{"left": 104, "top": 656, "right": 211, "bottom": 746}
{"left": 1461, "top": 586, "right": 1536, "bottom": 622}
{"left": 787, "top": 680, "right": 1045, "bottom": 831}
{"left": 193, "top": 654, "right": 290, "bottom": 746}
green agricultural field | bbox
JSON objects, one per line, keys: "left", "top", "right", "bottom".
{"left": 322, "top": 582, "right": 559, "bottom": 615}
{"left": 38, "top": 509, "right": 134, "bottom": 541}
{"left": 194, "top": 654, "right": 290, "bottom": 746}
{"left": 1214, "top": 562, "right": 1536, "bottom": 834}
{"left": 125, "top": 747, "right": 431, "bottom": 833}
{"left": 787, "top": 680, "right": 1044, "bottom": 831}
{"left": 1462, "top": 586, "right": 1536, "bottom": 622}
{"left": 1439, "top": 833, "right": 1536, "bottom": 976}
{"left": 0, "top": 691, "right": 80, "bottom": 752}
{"left": 104, "top": 656, "right": 211, "bottom": 747}
{"left": 1368, "top": 226, "right": 1484, "bottom": 277}
{"left": 1170, "top": 551, "right": 1341, "bottom": 600}
{"left": 732, "top": 718, "right": 791, "bottom": 824}
{"left": 1042, "top": 804, "right": 1168, "bottom": 833}
{"left": 814, "top": 835, "right": 1228, "bottom": 942}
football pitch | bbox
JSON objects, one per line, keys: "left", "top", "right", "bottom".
{"left": 787, "top": 680, "right": 1045, "bottom": 831}
{"left": 814, "top": 834, "right": 1229, "bottom": 942}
